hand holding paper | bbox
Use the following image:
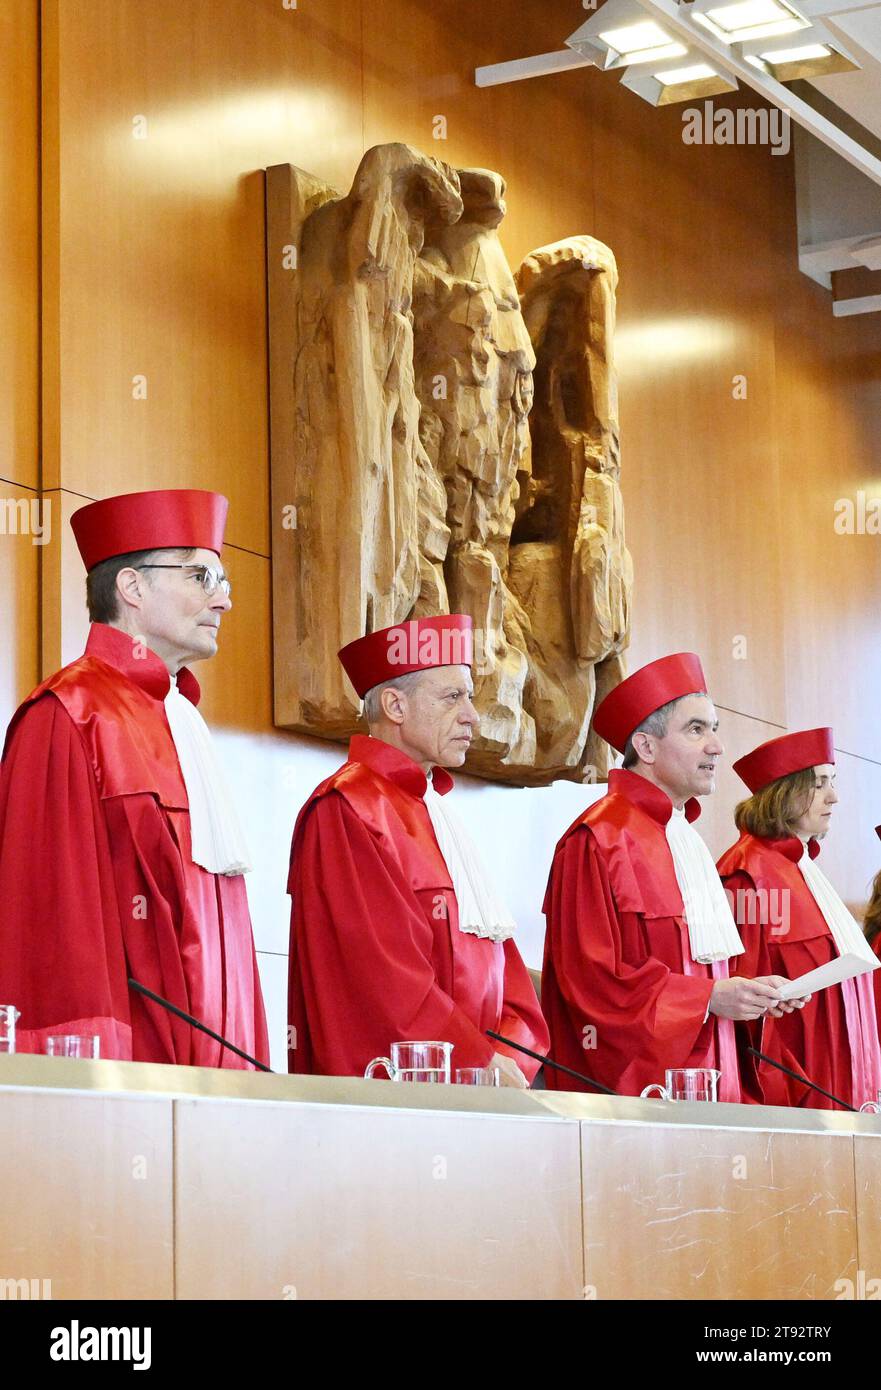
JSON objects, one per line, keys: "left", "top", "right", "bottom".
{"left": 776, "top": 952, "right": 880, "bottom": 1003}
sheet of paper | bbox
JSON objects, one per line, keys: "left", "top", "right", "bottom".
{"left": 777, "top": 952, "right": 880, "bottom": 1001}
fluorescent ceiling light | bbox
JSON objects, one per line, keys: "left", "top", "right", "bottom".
{"left": 621, "top": 56, "right": 738, "bottom": 104}
{"left": 567, "top": 5, "right": 686, "bottom": 69}
{"left": 691, "top": 0, "right": 809, "bottom": 44}
{"left": 594, "top": 20, "right": 687, "bottom": 65}
{"left": 598, "top": 20, "right": 673, "bottom": 52}
{"left": 760, "top": 41, "right": 828, "bottom": 61}
{"left": 754, "top": 39, "right": 859, "bottom": 77}
{"left": 657, "top": 62, "right": 718, "bottom": 83}
{"left": 614, "top": 41, "right": 688, "bottom": 64}
{"left": 706, "top": 0, "right": 798, "bottom": 32}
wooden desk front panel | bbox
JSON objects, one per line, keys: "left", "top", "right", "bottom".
{"left": 0, "top": 1090, "right": 174, "bottom": 1299}
{"left": 581, "top": 1122, "right": 858, "bottom": 1301}
{"left": 174, "top": 1100, "right": 583, "bottom": 1300}
{"left": 854, "top": 1134, "right": 881, "bottom": 1296}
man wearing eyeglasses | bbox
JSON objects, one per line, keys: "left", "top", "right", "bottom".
{"left": 0, "top": 488, "right": 269, "bottom": 1067}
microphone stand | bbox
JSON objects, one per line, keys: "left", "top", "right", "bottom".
{"left": 486, "top": 1028, "right": 616, "bottom": 1095}
{"left": 129, "top": 978, "right": 274, "bottom": 1072}
{"left": 746, "top": 1044, "right": 855, "bottom": 1111}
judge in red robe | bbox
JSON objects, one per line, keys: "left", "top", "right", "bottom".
{"left": 718, "top": 728, "right": 881, "bottom": 1110}
{"left": 0, "top": 489, "right": 268, "bottom": 1067}
{"left": 287, "top": 614, "right": 549, "bottom": 1086}
{"left": 542, "top": 652, "right": 798, "bottom": 1100}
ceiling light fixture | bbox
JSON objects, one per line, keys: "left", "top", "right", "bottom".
{"left": 735, "top": 18, "right": 861, "bottom": 79}
{"left": 689, "top": 0, "right": 810, "bottom": 45}
{"left": 568, "top": 3, "right": 687, "bottom": 70}
{"left": 620, "top": 55, "right": 739, "bottom": 103}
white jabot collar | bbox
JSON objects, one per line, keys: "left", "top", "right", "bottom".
{"left": 666, "top": 805, "right": 744, "bottom": 964}
{"left": 163, "top": 677, "right": 252, "bottom": 876}
{"left": 422, "top": 773, "right": 516, "bottom": 942}
{"left": 797, "top": 844, "right": 877, "bottom": 963}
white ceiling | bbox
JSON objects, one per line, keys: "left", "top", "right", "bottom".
{"left": 807, "top": 3, "right": 881, "bottom": 140}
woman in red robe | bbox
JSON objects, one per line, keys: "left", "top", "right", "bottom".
{"left": 863, "top": 827, "right": 881, "bottom": 1043}
{"left": 717, "top": 728, "right": 881, "bottom": 1110}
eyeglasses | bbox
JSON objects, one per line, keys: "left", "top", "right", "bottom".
{"left": 135, "top": 563, "right": 232, "bottom": 597}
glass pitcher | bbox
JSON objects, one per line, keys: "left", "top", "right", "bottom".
{"left": 640, "top": 1067, "right": 721, "bottom": 1102}
{"left": 364, "top": 1041, "right": 452, "bottom": 1083}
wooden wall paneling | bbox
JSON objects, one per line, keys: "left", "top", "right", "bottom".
{"left": 175, "top": 1097, "right": 583, "bottom": 1299}
{"left": 360, "top": 0, "right": 596, "bottom": 271}
{"left": 590, "top": 78, "right": 787, "bottom": 726}
{"left": 0, "top": 2, "right": 40, "bottom": 724}
{"left": 41, "top": 487, "right": 89, "bottom": 675}
{"left": 41, "top": 0, "right": 61, "bottom": 492}
{"left": 772, "top": 286, "right": 881, "bottom": 764}
{"left": 44, "top": 0, "right": 366, "bottom": 557}
{"left": 0, "top": 485, "right": 41, "bottom": 729}
{"left": 0, "top": 0, "right": 39, "bottom": 494}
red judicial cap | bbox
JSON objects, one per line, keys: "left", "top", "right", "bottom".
{"left": 339, "top": 614, "right": 473, "bottom": 698}
{"left": 592, "top": 652, "right": 707, "bottom": 754}
{"left": 733, "top": 727, "right": 835, "bottom": 794}
{"left": 71, "top": 489, "right": 228, "bottom": 571}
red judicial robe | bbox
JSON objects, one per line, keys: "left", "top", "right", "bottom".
{"left": 718, "top": 831, "right": 881, "bottom": 1109}
{"left": 542, "top": 768, "right": 741, "bottom": 1100}
{"left": 287, "top": 734, "right": 549, "bottom": 1081}
{"left": 873, "top": 931, "right": 881, "bottom": 1035}
{"left": 0, "top": 622, "right": 269, "bottom": 1067}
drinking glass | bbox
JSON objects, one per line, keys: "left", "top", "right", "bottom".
{"left": 45, "top": 1035, "right": 101, "bottom": 1059}
{"left": 455, "top": 1067, "right": 500, "bottom": 1086}
{"left": 0, "top": 1007, "right": 20, "bottom": 1054}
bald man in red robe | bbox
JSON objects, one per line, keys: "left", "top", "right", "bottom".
{"left": 0, "top": 489, "right": 268, "bottom": 1066}
{"left": 718, "top": 729, "right": 880, "bottom": 1110}
{"left": 542, "top": 653, "right": 797, "bottom": 1100}
{"left": 287, "top": 615, "right": 549, "bottom": 1085}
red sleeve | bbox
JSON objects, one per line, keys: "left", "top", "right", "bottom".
{"left": 0, "top": 695, "right": 132, "bottom": 1058}
{"left": 544, "top": 828, "right": 714, "bottom": 1094}
{"left": 496, "top": 940, "right": 549, "bottom": 1083}
{"left": 720, "top": 869, "right": 770, "bottom": 1103}
{"left": 289, "top": 793, "right": 499, "bottom": 1076}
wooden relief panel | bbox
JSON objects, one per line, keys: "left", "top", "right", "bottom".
{"left": 267, "top": 144, "right": 631, "bottom": 785}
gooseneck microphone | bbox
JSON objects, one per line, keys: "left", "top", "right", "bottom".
{"left": 746, "top": 1044, "right": 855, "bottom": 1111}
{"left": 129, "top": 978, "right": 274, "bottom": 1072}
{"left": 486, "top": 1028, "right": 617, "bottom": 1094}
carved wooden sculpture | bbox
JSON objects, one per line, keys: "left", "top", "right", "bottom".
{"left": 267, "top": 145, "right": 631, "bottom": 785}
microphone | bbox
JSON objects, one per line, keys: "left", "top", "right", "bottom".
{"left": 486, "top": 1028, "right": 616, "bottom": 1095}
{"left": 746, "top": 1045, "right": 854, "bottom": 1112}
{"left": 129, "top": 978, "right": 274, "bottom": 1073}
